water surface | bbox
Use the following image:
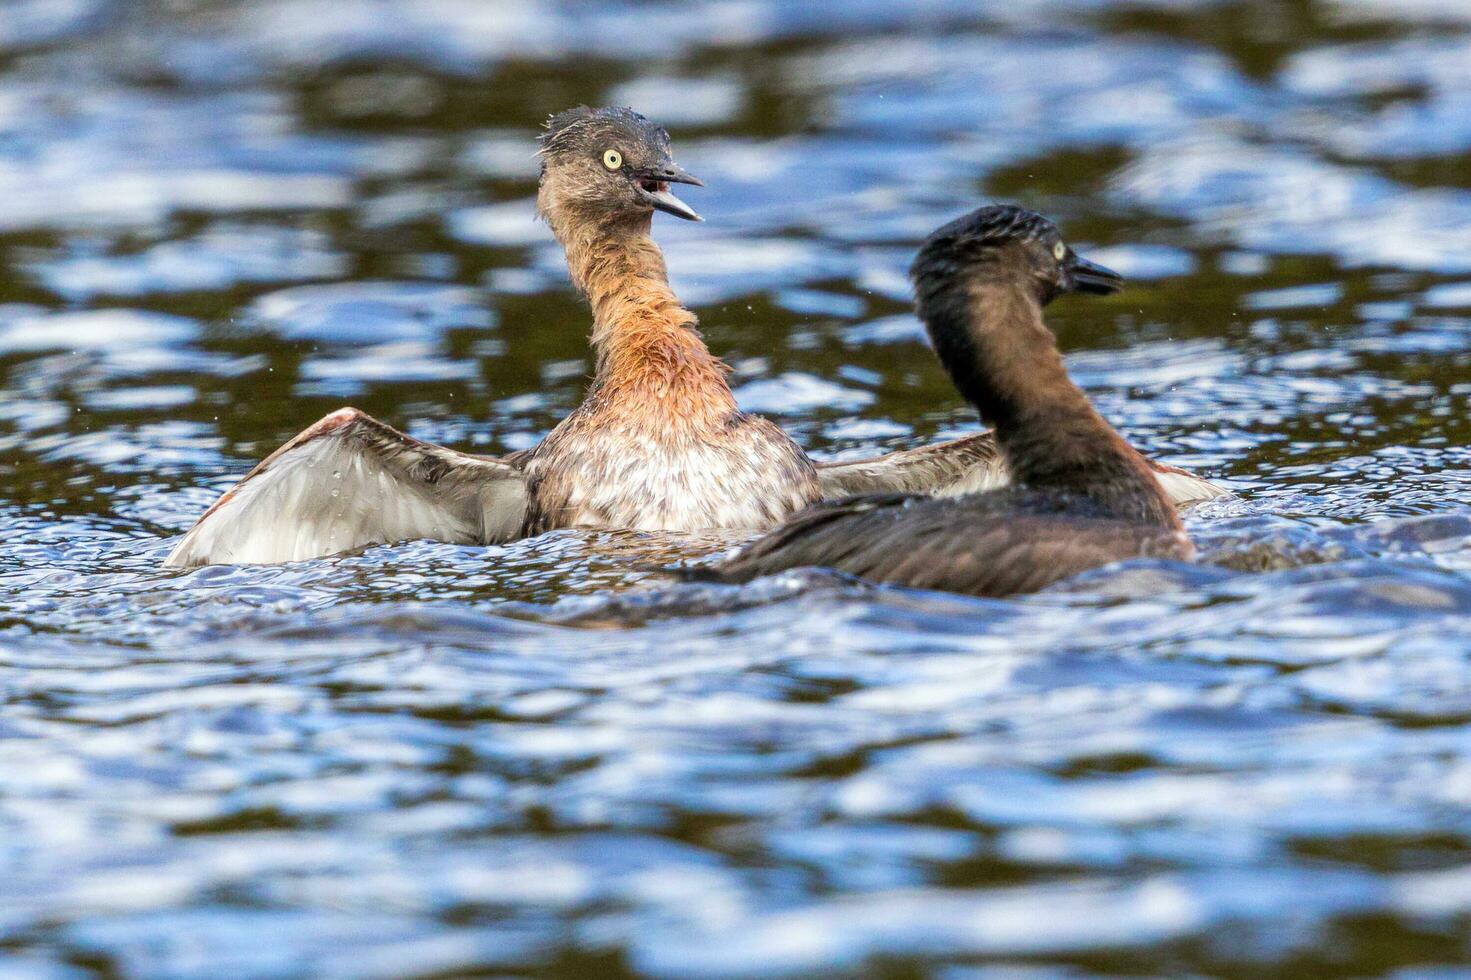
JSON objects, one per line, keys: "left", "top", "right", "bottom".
{"left": 3, "top": 0, "right": 1471, "bottom": 976}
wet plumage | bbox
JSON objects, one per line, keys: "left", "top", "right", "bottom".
{"left": 167, "top": 107, "right": 819, "bottom": 567}
{"left": 690, "top": 205, "right": 1196, "bottom": 596}
{"left": 697, "top": 489, "right": 1190, "bottom": 595}
{"left": 515, "top": 106, "right": 820, "bottom": 533}
{"left": 166, "top": 114, "right": 1220, "bottom": 568}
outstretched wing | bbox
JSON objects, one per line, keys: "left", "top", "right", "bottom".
{"left": 165, "top": 408, "right": 528, "bottom": 567}
{"left": 816, "top": 433, "right": 1228, "bottom": 506}
{"left": 690, "top": 493, "right": 1192, "bottom": 597}
{"left": 1146, "top": 460, "right": 1229, "bottom": 506}
{"left": 815, "top": 434, "right": 1004, "bottom": 498}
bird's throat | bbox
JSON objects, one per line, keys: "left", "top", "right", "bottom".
{"left": 562, "top": 226, "right": 736, "bottom": 427}
{"left": 937, "top": 284, "right": 1177, "bottom": 526}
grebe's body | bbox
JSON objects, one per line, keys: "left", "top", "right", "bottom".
{"left": 691, "top": 206, "right": 1195, "bottom": 597}
{"left": 521, "top": 410, "right": 817, "bottom": 535}
{"left": 513, "top": 226, "right": 817, "bottom": 534}
{"left": 166, "top": 107, "right": 817, "bottom": 567}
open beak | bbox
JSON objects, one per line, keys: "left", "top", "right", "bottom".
{"left": 634, "top": 163, "right": 704, "bottom": 222}
{"left": 1067, "top": 254, "right": 1124, "bottom": 295}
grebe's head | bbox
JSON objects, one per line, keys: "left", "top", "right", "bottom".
{"left": 538, "top": 106, "right": 703, "bottom": 231}
{"left": 910, "top": 205, "right": 1123, "bottom": 314}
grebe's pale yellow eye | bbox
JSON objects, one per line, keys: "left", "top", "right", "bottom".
{"left": 1053, "top": 242, "right": 1066, "bottom": 261}
{"left": 603, "top": 149, "right": 622, "bottom": 170}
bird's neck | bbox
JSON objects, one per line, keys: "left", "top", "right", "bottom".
{"left": 556, "top": 218, "right": 735, "bottom": 426}
{"left": 932, "top": 283, "right": 1176, "bottom": 526}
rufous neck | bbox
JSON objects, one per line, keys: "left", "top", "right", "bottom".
{"left": 555, "top": 219, "right": 681, "bottom": 330}
{"left": 550, "top": 211, "right": 735, "bottom": 416}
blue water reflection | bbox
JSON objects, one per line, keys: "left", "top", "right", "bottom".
{"left": 1, "top": 0, "right": 1471, "bottom": 976}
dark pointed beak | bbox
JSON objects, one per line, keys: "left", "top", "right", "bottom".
{"left": 659, "top": 163, "right": 703, "bottom": 187}
{"left": 634, "top": 163, "right": 704, "bottom": 222}
{"left": 1067, "top": 254, "right": 1124, "bottom": 295}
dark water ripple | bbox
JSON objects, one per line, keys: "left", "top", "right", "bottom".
{"left": 2, "top": 0, "right": 1471, "bottom": 976}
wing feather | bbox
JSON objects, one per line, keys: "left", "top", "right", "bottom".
{"left": 165, "top": 408, "right": 528, "bottom": 567}
{"left": 696, "top": 493, "right": 1193, "bottom": 597}
{"left": 816, "top": 434, "right": 1004, "bottom": 498}
{"left": 1146, "top": 461, "right": 1230, "bottom": 506}
{"left": 816, "top": 433, "right": 1228, "bottom": 506}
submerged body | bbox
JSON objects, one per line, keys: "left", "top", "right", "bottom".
{"left": 694, "top": 206, "right": 1195, "bottom": 597}
{"left": 165, "top": 112, "right": 1222, "bottom": 568}
{"left": 701, "top": 488, "right": 1190, "bottom": 596}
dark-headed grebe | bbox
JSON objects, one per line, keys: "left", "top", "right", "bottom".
{"left": 165, "top": 110, "right": 1219, "bottom": 568}
{"left": 688, "top": 205, "right": 1195, "bottom": 597}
